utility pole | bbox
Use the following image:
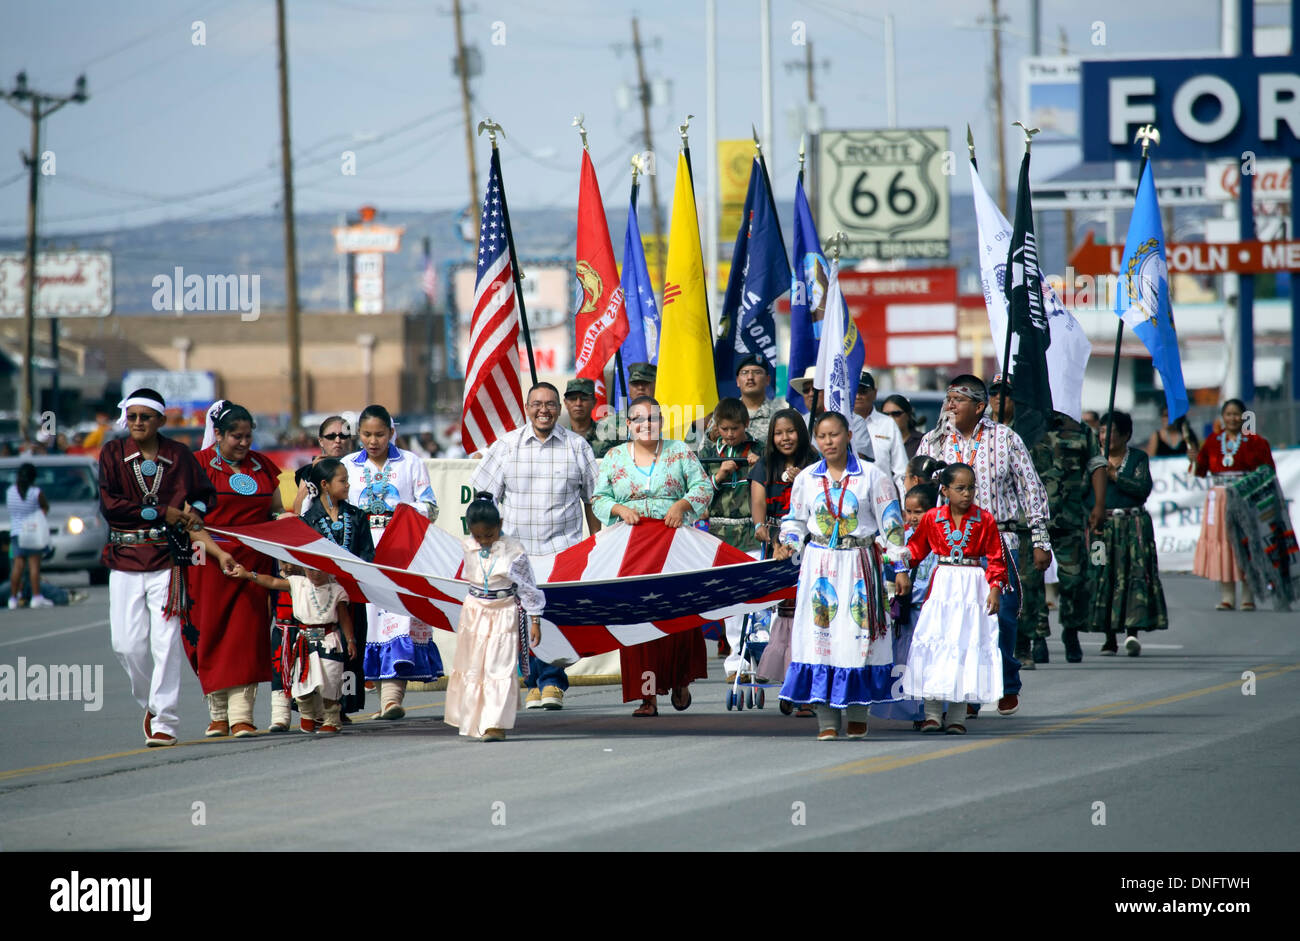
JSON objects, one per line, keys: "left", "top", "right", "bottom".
{"left": 630, "top": 17, "right": 666, "bottom": 294}
{"left": 1059, "top": 26, "right": 1075, "bottom": 258}
{"left": 453, "top": 0, "right": 481, "bottom": 245}
{"left": 275, "top": 0, "right": 303, "bottom": 427}
{"left": 990, "top": 0, "right": 1009, "bottom": 214}
{"left": 3, "top": 71, "right": 88, "bottom": 445}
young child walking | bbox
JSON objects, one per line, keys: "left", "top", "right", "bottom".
{"left": 232, "top": 562, "right": 356, "bottom": 734}
{"left": 887, "top": 463, "right": 1005, "bottom": 734}
{"left": 871, "top": 479, "right": 943, "bottom": 724}
{"left": 445, "top": 493, "right": 545, "bottom": 743}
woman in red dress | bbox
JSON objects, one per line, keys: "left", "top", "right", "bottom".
{"left": 1192, "top": 398, "right": 1276, "bottom": 611}
{"left": 187, "top": 401, "right": 285, "bottom": 736}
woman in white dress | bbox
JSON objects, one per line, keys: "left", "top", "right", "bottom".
{"left": 344, "top": 404, "right": 441, "bottom": 719}
{"left": 772, "top": 411, "right": 906, "bottom": 741}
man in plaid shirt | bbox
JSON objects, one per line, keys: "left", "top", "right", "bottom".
{"left": 470, "top": 381, "right": 600, "bottom": 710}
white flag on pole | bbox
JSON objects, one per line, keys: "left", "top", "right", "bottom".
{"left": 813, "top": 257, "right": 858, "bottom": 421}
{"left": 970, "top": 160, "right": 1091, "bottom": 421}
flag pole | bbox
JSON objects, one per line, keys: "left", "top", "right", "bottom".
{"left": 998, "top": 121, "right": 1039, "bottom": 425}
{"left": 479, "top": 118, "right": 538, "bottom": 388}
{"left": 815, "top": 231, "right": 848, "bottom": 417}
{"left": 1102, "top": 123, "right": 1159, "bottom": 457}
{"left": 679, "top": 114, "right": 717, "bottom": 346}
{"left": 613, "top": 154, "right": 645, "bottom": 410}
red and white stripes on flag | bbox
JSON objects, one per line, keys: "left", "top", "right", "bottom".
{"left": 462, "top": 148, "right": 524, "bottom": 455}
{"left": 210, "top": 509, "right": 797, "bottom": 662}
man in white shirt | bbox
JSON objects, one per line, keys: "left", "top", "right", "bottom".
{"left": 470, "top": 381, "right": 600, "bottom": 710}
{"left": 853, "top": 372, "right": 906, "bottom": 493}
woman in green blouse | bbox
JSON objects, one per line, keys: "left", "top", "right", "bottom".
{"left": 591, "top": 396, "right": 713, "bottom": 716}
{"left": 1084, "top": 410, "right": 1168, "bottom": 655}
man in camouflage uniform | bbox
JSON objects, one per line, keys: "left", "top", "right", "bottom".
{"left": 991, "top": 374, "right": 1107, "bottom": 664}
{"left": 590, "top": 362, "right": 656, "bottom": 458}
{"left": 562, "top": 378, "right": 601, "bottom": 451}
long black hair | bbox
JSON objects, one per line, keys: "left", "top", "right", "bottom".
{"left": 907, "top": 453, "right": 947, "bottom": 483}
{"left": 358, "top": 404, "right": 394, "bottom": 430}
{"left": 883, "top": 393, "right": 919, "bottom": 433}
{"left": 15, "top": 462, "right": 36, "bottom": 500}
{"left": 764, "top": 408, "right": 814, "bottom": 491}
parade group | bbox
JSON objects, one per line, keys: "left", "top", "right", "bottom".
{"left": 92, "top": 352, "right": 1278, "bottom": 745}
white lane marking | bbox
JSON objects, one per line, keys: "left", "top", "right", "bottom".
{"left": 0, "top": 619, "right": 109, "bottom": 648}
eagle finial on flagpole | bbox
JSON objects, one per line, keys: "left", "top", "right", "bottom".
{"left": 679, "top": 114, "right": 694, "bottom": 147}
{"left": 798, "top": 134, "right": 806, "bottom": 174}
{"left": 1134, "top": 124, "right": 1160, "bottom": 158}
{"left": 966, "top": 123, "right": 976, "bottom": 161}
{"left": 572, "top": 113, "right": 588, "bottom": 151}
{"left": 630, "top": 152, "right": 645, "bottom": 185}
{"left": 824, "top": 231, "right": 848, "bottom": 261}
{"left": 752, "top": 123, "right": 762, "bottom": 157}
{"left": 476, "top": 118, "right": 504, "bottom": 149}
{"left": 1012, "top": 121, "right": 1040, "bottom": 152}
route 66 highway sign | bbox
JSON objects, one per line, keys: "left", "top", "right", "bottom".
{"left": 816, "top": 128, "right": 950, "bottom": 261}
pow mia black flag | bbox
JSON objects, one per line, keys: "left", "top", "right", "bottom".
{"left": 1003, "top": 151, "right": 1052, "bottom": 448}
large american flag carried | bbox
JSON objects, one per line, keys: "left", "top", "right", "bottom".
{"left": 208, "top": 511, "right": 797, "bottom": 662}
{"left": 462, "top": 147, "right": 524, "bottom": 455}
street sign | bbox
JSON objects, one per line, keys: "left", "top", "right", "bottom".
{"left": 1030, "top": 178, "right": 1207, "bottom": 210}
{"left": 838, "top": 267, "right": 958, "bottom": 366}
{"left": 816, "top": 128, "right": 950, "bottom": 260}
{"left": 1068, "top": 230, "right": 1300, "bottom": 275}
{"left": 0, "top": 251, "right": 113, "bottom": 317}
{"left": 1081, "top": 56, "right": 1300, "bottom": 161}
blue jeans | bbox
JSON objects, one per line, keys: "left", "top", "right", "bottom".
{"left": 999, "top": 546, "right": 1023, "bottom": 696}
{"left": 525, "top": 653, "right": 569, "bottom": 691}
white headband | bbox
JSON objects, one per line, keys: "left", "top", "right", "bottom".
{"left": 117, "top": 395, "right": 166, "bottom": 429}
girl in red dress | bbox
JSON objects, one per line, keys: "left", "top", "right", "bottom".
{"left": 1192, "top": 399, "right": 1276, "bottom": 611}
{"left": 187, "top": 401, "right": 285, "bottom": 737}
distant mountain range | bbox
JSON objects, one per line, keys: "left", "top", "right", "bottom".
{"left": 2, "top": 195, "right": 1089, "bottom": 315}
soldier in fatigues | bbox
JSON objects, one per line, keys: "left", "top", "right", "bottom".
{"left": 562, "top": 378, "right": 602, "bottom": 452}
{"left": 590, "top": 362, "right": 656, "bottom": 458}
{"left": 991, "top": 375, "right": 1107, "bottom": 664}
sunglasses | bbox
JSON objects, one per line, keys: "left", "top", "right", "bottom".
{"left": 125, "top": 412, "right": 160, "bottom": 423}
{"left": 629, "top": 415, "right": 661, "bottom": 425}
{"left": 320, "top": 432, "right": 350, "bottom": 441}
{"left": 882, "top": 410, "right": 905, "bottom": 418}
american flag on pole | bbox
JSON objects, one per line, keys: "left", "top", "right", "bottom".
{"left": 209, "top": 511, "right": 796, "bottom": 661}
{"left": 462, "top": 148, "right": 524, "bottom": 455}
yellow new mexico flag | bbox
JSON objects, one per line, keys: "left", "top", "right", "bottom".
{"left": 656, "top": 152, "right": 717, "bottom": 439}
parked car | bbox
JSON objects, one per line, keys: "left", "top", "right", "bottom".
{"left": 0, "top": 456, "right": 109, "bottom": 585}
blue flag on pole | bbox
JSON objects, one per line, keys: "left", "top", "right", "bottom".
{"left": 616, "top": 186, "right": 659, "bottom": 410}
{"left": 787, "top": 176, "right": 828, "bottom": 412}
{"left": 1115, "top": 161, "right": 1189, "bottom": 422}
{"left": 713, "top": 155, "right": 790, "bottom": 400}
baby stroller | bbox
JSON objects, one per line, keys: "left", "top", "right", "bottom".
{"left": 725, "top": 606, "right": 773, "bottom": 710}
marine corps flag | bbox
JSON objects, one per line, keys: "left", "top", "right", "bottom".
{"left": 574, "top": 148, "right": 629, "bottom": 406}
{"left": 1003, "top": 151, "right": 1052, "bottom": 448}
{"left": 657, "top": 151, "right": 716, "bottom": 440}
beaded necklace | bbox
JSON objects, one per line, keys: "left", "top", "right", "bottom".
{"left": 477, "top": 543, "right": 500, "bottom": 589}
{"left": 320, "top": 498, "right": 353, "bottom": 550}
{"left": 950, "top": 423, "right": 986, "bottom": 466}
{"left": 820, "top": 464, "right": 852, "bottom": 548}
{"left": 302, "top": 579, "right": 337, "bottom": 621}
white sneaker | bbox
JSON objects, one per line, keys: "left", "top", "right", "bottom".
{"left": 7, "top": 597, "right": 19, "bottom": 609}
{"left": 30, "top": 595, "right": 55, "bottom": 608}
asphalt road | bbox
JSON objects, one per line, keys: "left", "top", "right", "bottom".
{"left": 1, "top": 573, "right": 1296, "bottom": 851}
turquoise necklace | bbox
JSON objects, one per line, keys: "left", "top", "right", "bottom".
{"left": 218, "top": 448, "right": 258, "bottom": 496}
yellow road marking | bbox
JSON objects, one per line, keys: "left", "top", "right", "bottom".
{"left": 821, "top": 663, "right": 1300, "bottom": 780}
{"left": 0, "top": 699, "right": 445, "bottom": 783}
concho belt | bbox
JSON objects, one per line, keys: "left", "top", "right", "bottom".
{"left": 110, "top": 527, "right": 167, "bottom": 545}
{"left": 469, "top": 586, "right": 517, "bottom": 600}
{"left": 1106, "top": 506, "right": 1148, "bottom": 517}
{"left": 937, "top": 558, "right": 984, "bottom": 567}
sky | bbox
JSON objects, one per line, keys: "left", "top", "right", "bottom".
{"left": 0, "top": 0, "right": 1236, "bottom": 240}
